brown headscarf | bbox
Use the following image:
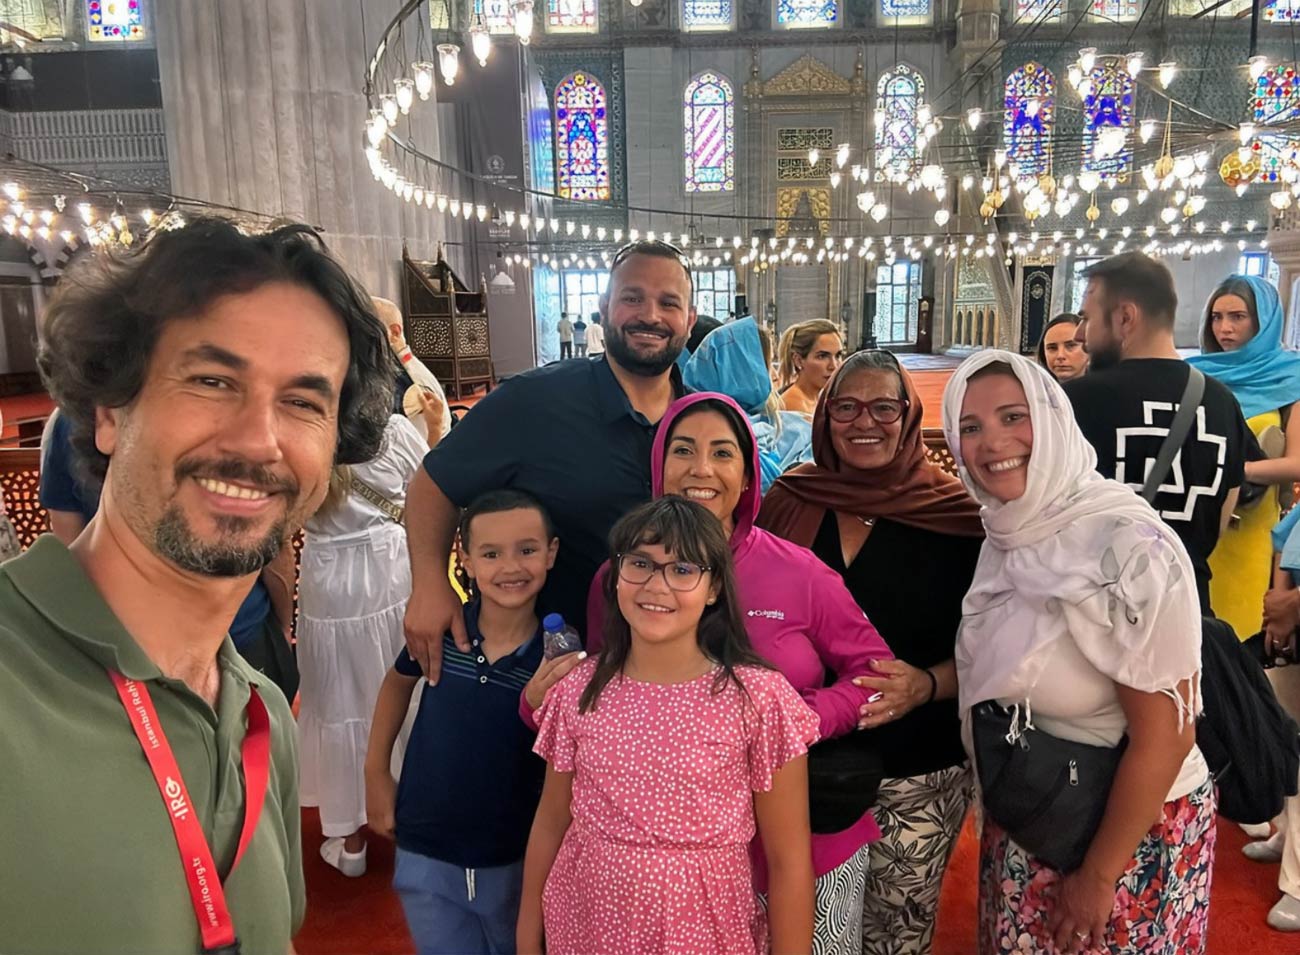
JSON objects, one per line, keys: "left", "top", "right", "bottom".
{"left": 756, "top": 352, "right": 984, "bottom": 546}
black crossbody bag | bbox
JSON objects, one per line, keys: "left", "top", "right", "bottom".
{"left": 971, "top": 368, "right": 1204, "bottom": 873}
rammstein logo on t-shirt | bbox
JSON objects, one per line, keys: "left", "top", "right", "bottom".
{"left": 1115, "top": 401, "right": 1226, "bottom": 522}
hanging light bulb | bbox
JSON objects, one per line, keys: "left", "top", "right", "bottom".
{"left": 461, "top": 202, "right": 474, "bottom": 220}
{"left": 1239, "top": 123, "right": 1256, "bottom": 145}
{"left": 380, "top": 94, "right": 399, "bottom": 125}
{"left": 836, "top": 143, "right": 851, "bottom": 168}
{"left": 871, "top": 202, "right": 889, "bottom": 222}
{"left": 413, "top": 62, "right": 435, "bottom": 100}
{"left": 829, "top": 171, "right": 842, "bottom": 188}
{"left": 935, "top": 209, "right": 950, "bottom": 226}
{"left": 1126, "top": 52, "right": 1145, "bottom": 78}
{"left": 476, "top": 204, "right": 488, "bottom": 222}
{"left": 1111, "top": 197, "right": 1130, "bottom": 216}
{"left": 366, "top": 109, "right": 388, "bottom": 147}
{"left": 1079, "top": 47, "right": 1098, "bottom": 72}
{"left": 468, "top": 16, "right": 491, "bottom": 67}
{"left": 966, "top": 107, "right": 982, "bottom": 130}
{"left": 437, "top": 43, "right": 461, "bottom": 86}
{"left": 1158, "top": 62, "right": 1177, "bottom": 88}
{"left": 1068, "top": 64, "right": 1083, "bottom": 90}
{"left": 1249, "top": 55, "right": 1269, "bottom": 82}
{"left": 808, "top": 148, "right": 820, "bottom": 166}
{"left": 394, "top": 78, "right": 415, "bottom": 114}
{"left": 1139, "top": 118, "right": 1157, "bottom": 143}
{"left": 511, "top": 0, "right": 534, "bottom": 44}
{"left": 917, "top": 104, "right": 932, "bottom": 126}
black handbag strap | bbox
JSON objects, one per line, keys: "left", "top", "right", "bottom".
{"left": 1141, "top": 367, "right": 1205, "bottom": 504}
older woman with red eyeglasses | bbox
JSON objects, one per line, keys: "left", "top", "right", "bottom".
{"left": 758, "top": 349, "right": 985, "bottom": 955}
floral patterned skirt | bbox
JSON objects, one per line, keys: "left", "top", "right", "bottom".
{"left": 979, "top": 779, "right": 1215, "bottom": 955}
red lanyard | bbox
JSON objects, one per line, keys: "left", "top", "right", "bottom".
{"left": 109, "top": 670, "right": 271, "bottom": 954}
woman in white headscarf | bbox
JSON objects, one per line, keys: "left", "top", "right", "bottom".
{"left": 941, "top": 351, "right": 1214, "bottom": 955}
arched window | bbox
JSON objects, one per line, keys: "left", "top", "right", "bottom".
{"left": 775, "top": 0, "right": 839, "bottom": 28}
{"left": 1004, "top": 62, "right": 1055, "bottom": 178}
{"left": 683, "top": 0, "right": 735, "bottom": 29}
{"left": 1081, "top": 59, "right": 1134, "bottom": 180}
{"left": 1013, "top": 0, "right": 1061, "bottom": 21}
{"left": 874, "top": 65, "right": 925, "bottom": 179}
{"left": 555, "top": 72, "right": 610, "bottom": 201}
{"left": 684, "top": 72, "right": 735, "bottom": 193}
{"left": 1090, "top": 0, "right": 1139, "bottom": 19}
{"left": 86, "top": 0, "right": 146, "bottom": 41}
{"left": 1250, "top": 65, "right": 1300, "bottom": 183}
{"left": 474, "top": 0, "right": 515, "bottom": 32}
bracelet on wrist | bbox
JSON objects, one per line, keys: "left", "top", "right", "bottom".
{"left": 923, "top": 667, "right": 938, "bottom": 704}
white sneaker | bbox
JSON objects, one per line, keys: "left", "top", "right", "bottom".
{"left": 1268, "top": 894, "right": 1300, "bottom": 931}
{"left": 1241, "top": 821, "right": 1274, "bottom": 840}
{"left": 1244, "top": 831, "right": 1285, "bottom": 863}
{"left": 320, "top": 837, "right": 367, "bottom": 877}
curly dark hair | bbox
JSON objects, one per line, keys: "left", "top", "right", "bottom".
{"left": 37, "top": 217, "right": 397, "bottom": 490}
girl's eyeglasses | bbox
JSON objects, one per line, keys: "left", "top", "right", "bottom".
{"left": 826, "top": 396, "right": 909, "bottom": 425}
{"left": 616, "top": 553, "right": 711, "bottom": 592}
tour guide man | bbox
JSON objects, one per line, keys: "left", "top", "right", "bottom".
{"left": 0, "top": 218, "right": 395, "bottom": 954}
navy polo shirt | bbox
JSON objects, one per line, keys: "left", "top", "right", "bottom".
{"left": 422, "top": 356, "right": 686, "bottom": 637}
{"left": 393, "top": 601, "right": 545, "bottom": 868}
{"left": 39, "top": 410, "right": 272, "bottom": 648}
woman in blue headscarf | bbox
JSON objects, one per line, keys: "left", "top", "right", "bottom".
{"left": 682, "top": 316, "right": 814, "bottom": 492}
{"left": 1187, "top": 274, "right": 1300, "bottom": 642}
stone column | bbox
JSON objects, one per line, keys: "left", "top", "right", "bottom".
{"left": 153, "top": 0, "right": 457, "bottom": 299}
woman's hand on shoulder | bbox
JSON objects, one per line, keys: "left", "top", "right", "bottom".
{"left": 524, "top": 651, "right": 588, "bottom": 711}
{"left": 852, "top": 659, "right": 932, "bottom": 730}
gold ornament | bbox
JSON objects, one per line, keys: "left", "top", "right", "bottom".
{"left": 1037, "top": 172, "right": 1057, "bottom": 196}
{"left": 1219, "top": 150, "right": 1261, "bottom": 187}
{"left": 1154, "top": 153, "right": 1175, "bottom": 179}
{"left": 990, "top": 189, "right": 1006, "bottom": 209}
{"left": 980, "top": 201, "right": 994, "bottom": 219}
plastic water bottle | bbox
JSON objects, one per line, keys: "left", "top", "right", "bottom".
{"left": 541, "top": 613, "right": 583, "bottom": 661}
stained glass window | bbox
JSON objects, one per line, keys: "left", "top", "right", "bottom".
{"left": 1250, "top": 65, "right": 1300, "bottom": 183}
{"left": 474, "top": 0, "right": 515, "bottom": 32}
{"left": 1081, "top": 60, "right": 1134, "bottom": 180}
{"left": 555, "top": 72, "right": 610, "bottom": 201}
{"left": 547, "top": 0, "right": 597, "bottom": 31}
{"left": 1264, "top": 0, "right": 1300, "bottom": 20}
{"left": 1090, "top": 0, "right": 1139, "bottom": 19}
{"left": 1004, "top": 62, "right": 1055, "bottom": 178}
{"left": 684, "top": 73, "right": 735, "bottom": 193}
{"left": 776, "top": 0, "right": 838, "bottom": 28}
{"left": 1013, "top": 0, "right": 1061, "bottom": 21}
{"left": 86, "top": 0, "right": 144, "bottom": 41}
{"left": 683, "top": 0, "right": 734, "bottom": 29}
{"left": 874, "top": 65, "right": 925, "bottom": 178}
{"left": 1170, "top": 0, "right": 1249, "bottom": 13}
{"left": 879, "top": 0, "right": 931, "bottom": 23}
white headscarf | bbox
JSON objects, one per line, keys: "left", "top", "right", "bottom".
{"left": 941, "top": 351, "right": 1201, "bottom": 727}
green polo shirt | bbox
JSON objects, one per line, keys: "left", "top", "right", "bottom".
{"left": 0, "top": 536, "right": 305, "bottom": 954}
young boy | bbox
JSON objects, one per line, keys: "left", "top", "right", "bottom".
{"left": 366, "top": 489, "right": 563, "bottom": 954}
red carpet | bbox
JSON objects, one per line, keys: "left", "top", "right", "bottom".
{"left": 297, "top": 808, "right": 1300, "bottom": 954}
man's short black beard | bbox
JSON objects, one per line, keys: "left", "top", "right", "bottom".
{"left": 605, "top": 325, "right": 687, "bottom": 377}
{"left": 154, "top": 505, "right": 285, "bottom": 577}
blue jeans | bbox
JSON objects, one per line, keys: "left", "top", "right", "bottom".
{"left": 393, "top": 848, "right": 524, "bottom": 955}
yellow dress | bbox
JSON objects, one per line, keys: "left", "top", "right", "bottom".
{"left": 1209, "top": 409, "right": 1281, "bottom": 640}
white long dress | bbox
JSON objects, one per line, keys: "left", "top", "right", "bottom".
{"left": 297, "top": 414, "right": 426, "bottom": 837}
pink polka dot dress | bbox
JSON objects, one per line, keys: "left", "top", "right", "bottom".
{"left": 533, "top": 657, "right": 820, "bottom": 955}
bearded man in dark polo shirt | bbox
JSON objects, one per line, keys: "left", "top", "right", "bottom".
{"left": 404, "top": 240, "right": 695, "bottom": 684}
{"left": 0, "top": 218, "right": 394, "bottom": 954}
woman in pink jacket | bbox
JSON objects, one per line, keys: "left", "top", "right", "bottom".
{"left": 580, "top": 392, "right": 895, "bottom": 954}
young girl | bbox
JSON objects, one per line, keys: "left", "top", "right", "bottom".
{"left": 517, "top": 497, "right": 818, "bottom": 955}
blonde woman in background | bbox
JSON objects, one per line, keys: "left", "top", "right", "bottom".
{"left": 778, "top": 319, "right": 845, "bottom": 417}
{"left": 298, "top": 299, "right": 446, "bottom": 877}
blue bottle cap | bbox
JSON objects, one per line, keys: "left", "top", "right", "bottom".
{"left": 542, "top": 613, "right": 565, "bottom": 631}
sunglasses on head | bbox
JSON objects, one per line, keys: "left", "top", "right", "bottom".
{"left": 610, "top": 239, "right": 693, "bottom": 276}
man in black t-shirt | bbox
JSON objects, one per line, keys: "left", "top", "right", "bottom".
{"left": 1064, "top": 252, "right": 1248, "bottom": 614}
